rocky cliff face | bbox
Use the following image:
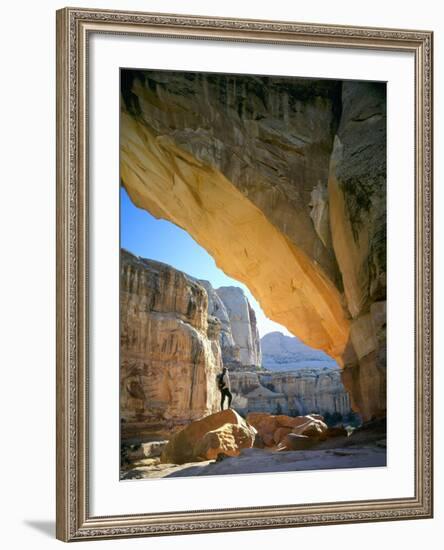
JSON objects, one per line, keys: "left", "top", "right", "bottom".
{"left": 196, "top": 279, "right": 241, "bottom": 367}
{"left": 193, "top": 280, "right": 261, "bottom": 368}
{"left": 120, "top": 71, "right": 386, "bottom": 421}
{"left": 230, "top": 369, "right": 351, "bottom": 418}
{"left": 120, "top": 250, "right": 221, "bottom": 437}
{"left": 327, "top": 82, "right": 387, "bottom": 420}
{"left": 261, "top": 331, "right": 337, "bottom": 371}
{"left": 215, "top": 286, "right": 261, "bottom": 368}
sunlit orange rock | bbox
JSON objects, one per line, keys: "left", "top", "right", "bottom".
{"left": 160, "top": 409, "right": 256, "bottom": 464}
{"left": 120, "top": 250, "right": 221, "bottom": 438}
{"left": 194, "top": 423, "right": 256, "bottom": 461}
{"left": 246, "top": 413, "right": 328, "bottom": 447}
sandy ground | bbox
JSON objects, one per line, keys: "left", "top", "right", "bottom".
{"left": 120, "top": 443, "right": 386, "bottom": 480}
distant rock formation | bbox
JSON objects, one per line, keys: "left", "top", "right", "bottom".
{"left": 120, "top": 250, "right": 221, "bottom": 438}
{"left": 215, "top": 286, "right": 261, "bottom": 368}
{"left": 230, "top": 368, "right": 351, "bottom": 418}
{"left": 193, "top": 280, "right": 261, "bottom": 369}
{"left": 261, "top": 331, "right": 338, "bottom": 371}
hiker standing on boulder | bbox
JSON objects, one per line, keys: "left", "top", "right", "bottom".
{"left": 217, "top": 367, "right": 233, "bottom": 410}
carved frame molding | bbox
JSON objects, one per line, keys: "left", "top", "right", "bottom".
{"left": 56, "top": 7, "right": 433, "bottom": 542}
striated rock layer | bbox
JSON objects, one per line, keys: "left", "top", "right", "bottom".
{"left": 230, "top": 369, "right": 351, "bottom": 418}
{"left": 327, "top": 82, "right": 387, "bottom": 420}
{"left": 120, "top": 71, "right": 386, "bottom": 421}
{"left": 191, "top": 279, "right": 261, "bottom": 369}
{"left": 195, "top": 280, "right": 240, "bottom": 367}
{"left": 120, "top": 250, "right": 221, "bottom": 437}
{"left": 216, "top": 286, "right": 261, "bottom": 368}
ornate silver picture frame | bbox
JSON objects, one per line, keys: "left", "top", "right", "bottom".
{"left": 56, "top": 7, "right": 433, "bottom": 542}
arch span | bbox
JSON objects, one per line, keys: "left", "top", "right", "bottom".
{"left": 119, "top": 72, "right": 387, "bottom": 422}
{"left": 121, "top": 111, "right": 349, "bottom": 363}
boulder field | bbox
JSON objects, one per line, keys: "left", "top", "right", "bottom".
{"left": 159, "top": 410, "right": 347, "bottom": 466}
{"left": 121, "top": 410, "right": 386, "bottom": 480}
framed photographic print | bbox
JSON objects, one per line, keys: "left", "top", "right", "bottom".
{"left": 56, "top": 7, "right": 433, "bottom": 541}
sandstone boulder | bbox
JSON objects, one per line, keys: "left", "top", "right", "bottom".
{"left": 194, "top": 423, "right": 256, "bottom": 461}
{"left": 325, "top": 426, "right": 348, "bottom": 438}
{"left": 292, "top": 417, "right": 328, "bottom": 440}
{"left": 246, "top": 412, "right": 280, "bottom": 446}
{"left": 279, "top": 434, "right": 319, "bottom": 451}
{"left": 277, "top": 415, "right": 312, "bottom": 429}
{"left": 273, "top": 427, "right": 293, "bottom": 445}
{"left": 160, "top": 409, "right": 256, "bottom": 464}
{"left": 253, "top": 433, "right": 266, "bottom": 449}
{"left": 246, "top": 413, "right": 328, "bottom": 447}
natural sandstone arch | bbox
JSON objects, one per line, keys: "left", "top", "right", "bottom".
{"left": 120, "top": 71, "right": 387, "bottom": 422}
{"left": 121, "top": 111, "right": 349, "bottom": 363}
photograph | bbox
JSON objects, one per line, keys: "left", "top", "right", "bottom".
{"left": 53, "top": 6, "right": 433, "bottom": 540}
{"left": 119, "top": 69, "right": 387, "bottom": 481}
{"left": 0, "top": 0, "right": 438, "bottom": 545}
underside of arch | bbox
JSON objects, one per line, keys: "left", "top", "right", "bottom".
{"left": 121, "top": 111, "right": 350, "bottom": 363}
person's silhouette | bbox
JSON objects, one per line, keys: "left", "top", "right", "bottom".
{"left": 217, "top": 367, "right": 233, "bottom": 410}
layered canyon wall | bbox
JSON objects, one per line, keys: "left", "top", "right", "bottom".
{"left": 121, "top": 251, "right": 351, "bottom": 436}
{"left": 327, "top": 83, "right": 387, "bottom": 420}
{"left": 230, "top": 370, "right": 351, "bottom": 418}
{"left": 120, "top": 72, "right": 386, "bottom": 421}
{"left": 120, "top": 250, "right": 221, "bottom": 438}
{"left": 121, "top": 251, "right": 262, "bottom": 436}
{"left": 194, "top": 279, "right": 241, "bottom": 367}
{"left": 195, "top": 280, "right": 261, "bottom": 369}
{"left": 215, "top": 286, "right": 261, "bottom": 368}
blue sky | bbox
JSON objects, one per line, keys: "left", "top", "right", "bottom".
{"left": 120, "top": 187, "right": 292, "bottom": 337}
